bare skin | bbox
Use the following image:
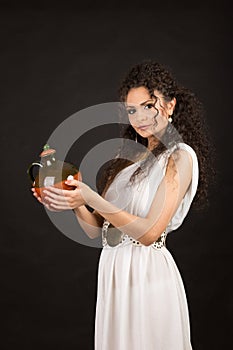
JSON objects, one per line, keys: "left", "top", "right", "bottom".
{"left": 32, "top": 87, "right": 192, "bottom": 245}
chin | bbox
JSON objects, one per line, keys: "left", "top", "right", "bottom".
{"left": 137, "top": 130, "right": 153, "bottom": 138}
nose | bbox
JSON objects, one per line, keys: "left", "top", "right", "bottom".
{"left": 135, "top": 108, "right": 149, "bottom": 122}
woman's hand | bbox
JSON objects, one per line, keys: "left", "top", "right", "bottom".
{"left": 31, "top": 187, "right": 62, "bottom": 212}
{"left": 36, "top": 178, "right": 94, "bottom": 211}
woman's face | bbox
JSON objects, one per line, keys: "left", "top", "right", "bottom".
{"left": 125, "top": 86, "right": 176, "bottom": 143}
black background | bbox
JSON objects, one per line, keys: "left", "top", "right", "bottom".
{"left": 1, "top": 1, "right": 232, "bottom": 349}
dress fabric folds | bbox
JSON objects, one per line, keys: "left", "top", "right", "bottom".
{"left": 95, "top": 143, "right": 199, "bottom": 350}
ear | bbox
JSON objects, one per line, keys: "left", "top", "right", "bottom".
{"left": 167, "top": 97, "right": 176, "bottom": 115}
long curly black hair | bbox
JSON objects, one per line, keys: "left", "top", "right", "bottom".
{"left": 98, "top": 60, "right": 216, "bottom": 210}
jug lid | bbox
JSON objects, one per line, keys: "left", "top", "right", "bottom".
{"left": 40, "top": 144, "right": 56, "bottom": 157}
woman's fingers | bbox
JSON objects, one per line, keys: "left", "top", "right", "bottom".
{"left": 43, "top": 187, "right": 81, "bottom": 209}
{"left": 35, "top": 195, "right": 42, "bottom": 203}
{"left": 31, "top": 188, "right": 42, "bottom": 202}
{"left": 65, "top": 179, "right": 80, "bottom": 187}
{"left": 43, "top": 189, "right": 70, "bottom": 203}
{"left": 31, "top": 178, "right": 86, "bottom": 210}
{"left": 44, "top": 194, "right": 69, "bottom": 206}
{"left": 43, "top": 202, "right": 63, "bottom": 212}
{"left": 31, "top": 187, "right": 65, "bottom": 211}
{"left": 49, "top": 203, "right": 70, "bottom": 210}
{"left": 45, "top": 186, "right": 73, "bottom": 196}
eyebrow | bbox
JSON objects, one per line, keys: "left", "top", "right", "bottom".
{"left": 125, "top": 99, "right": 154, "bottom": 108}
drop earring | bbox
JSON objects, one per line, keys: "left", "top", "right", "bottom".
{"left": 135, "top": 132, "right": 138, "bottom": 143}
{"left": 168, "top": 115, "right": 173, "bottom": 123}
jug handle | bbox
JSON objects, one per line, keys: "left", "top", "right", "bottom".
{"left": 27, "top": 162, "right": 43, "bottom": 185}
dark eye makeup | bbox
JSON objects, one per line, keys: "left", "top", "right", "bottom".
{"left": 144, "top": 103, "right": 154, "bottom": 109}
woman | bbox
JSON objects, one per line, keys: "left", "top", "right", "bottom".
{"left": 32, "top": 61, "right": 214, "bottom": 349}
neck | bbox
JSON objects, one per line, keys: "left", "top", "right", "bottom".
{"left": 147, "top": 136, "right": 159, "bottom": 151}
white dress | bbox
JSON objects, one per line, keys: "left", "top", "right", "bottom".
{"left": 94, "top": 142, "right": 199, "bottom": 350}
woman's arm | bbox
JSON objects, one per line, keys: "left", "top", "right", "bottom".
{"left": 44, "top": 148, "right": 193, "bottom": 246}
{"left": 73, "top": 206, "right": 104, "bottom": 239}
{"left": 85, "top": 149, "right": 192, "bottom": 245}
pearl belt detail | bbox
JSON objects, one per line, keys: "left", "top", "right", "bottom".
{"left": 102, "top": 220, "right": 167, "bottom": 249}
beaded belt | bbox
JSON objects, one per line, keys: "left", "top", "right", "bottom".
{"left": 102, "top": 220, "right": 167, "bottom": 249}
